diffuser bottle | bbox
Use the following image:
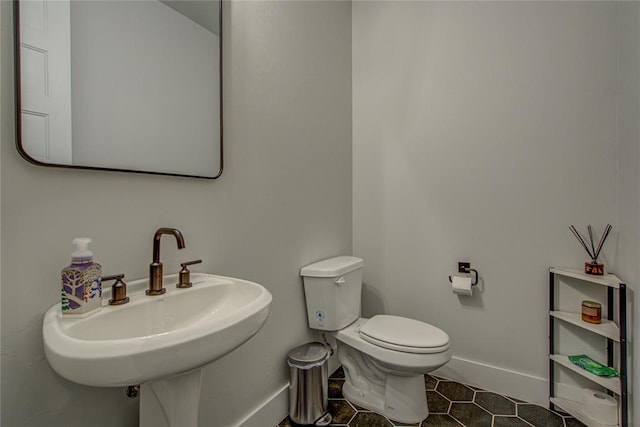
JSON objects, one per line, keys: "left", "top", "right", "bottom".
{"left": 61, "top": 238, "right": 102, "bottom": 315}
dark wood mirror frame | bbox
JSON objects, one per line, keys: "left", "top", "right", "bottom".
{"left": 13, "top": 0, "right": 223, "bottom": 179}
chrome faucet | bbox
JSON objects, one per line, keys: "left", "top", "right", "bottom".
{"left": 147, "top": 227, "right": 186, "bottom": 295}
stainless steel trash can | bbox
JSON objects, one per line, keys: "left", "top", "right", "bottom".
{"left": 287, "top": 342, "right": 332, "bottom": 426}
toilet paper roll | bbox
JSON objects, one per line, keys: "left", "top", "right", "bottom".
{"left": 581, "top": 388, "right": 618, "bottom": 426}
{"left": 451, "top": 275, "right": 473, "bottom": 296}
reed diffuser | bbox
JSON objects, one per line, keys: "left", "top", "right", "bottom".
{"left": 569, "top": 224, "right": 612, "bottom": 275}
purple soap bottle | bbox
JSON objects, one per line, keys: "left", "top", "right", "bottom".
{"left": 61, "top": 238, "right": 102, "bottom": 315}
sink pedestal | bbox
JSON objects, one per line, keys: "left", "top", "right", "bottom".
{"left": 140, "top": 369, "right": 203, "bottom": 427}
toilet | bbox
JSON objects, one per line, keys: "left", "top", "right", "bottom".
{"left": 300, "top": 256, "right": 452, "bottom": 424}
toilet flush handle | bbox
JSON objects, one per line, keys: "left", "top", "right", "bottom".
{"left": 334, "top": 276, "right": 346, "bottom": 285}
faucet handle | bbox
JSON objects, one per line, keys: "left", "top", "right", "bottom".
{"left": 102, "top": 274, "right": 130, "bottom": 305}
{"left": 177, "top": 259, "right": 202, "bottom": 289}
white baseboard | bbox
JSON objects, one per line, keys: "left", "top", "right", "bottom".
{"left": 236, "top": 383, "right": 289, "bottom": 427}
{"left": 433, "top": 356, "right": 550, "bottom": 406}
{"left": 236, "top": 356, "right": 588, "bottom": 426}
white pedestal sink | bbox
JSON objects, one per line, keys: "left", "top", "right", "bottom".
{"left": 43, "top": 273, "right": 272, "bottom": 427}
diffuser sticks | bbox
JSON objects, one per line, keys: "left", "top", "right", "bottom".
{"left": 569, "top": 224, "right": 612, "bottom": 275}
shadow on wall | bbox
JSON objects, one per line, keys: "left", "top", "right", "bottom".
{"left": 361, "top": 282, "right": 387, "bottom": 318}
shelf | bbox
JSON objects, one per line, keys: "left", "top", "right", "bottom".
{"left": 550, "top": 397, "right": 618, "bottom": 427}
{"left": 550, "top": 311, "right": 620, "bottom": 341}
{"left": 550, "top": 268, "right": 622, "bottom": 289}
{"left": 550, "top": 267, "right": 627, "bottom": 426}
{"left": 550, "top": 354, "right": 620, "bottom": 394}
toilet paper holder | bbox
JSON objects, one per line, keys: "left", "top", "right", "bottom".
{"left": 448, "top": 262, "right": 479, "bottom": 286}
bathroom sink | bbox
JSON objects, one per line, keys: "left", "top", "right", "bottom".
{"left": 43, "top": 273, "right": 272, "bottom": 387}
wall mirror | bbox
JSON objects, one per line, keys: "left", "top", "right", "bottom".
{"left": 14, "top": 0, "right": 222, "bottom": 179}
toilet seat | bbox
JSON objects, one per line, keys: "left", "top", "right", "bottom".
{"left": 359, "top": 315, "right": 450, "bottom": 354}
{"left": 334, "top": 317, "right": 452, "bottom": 373}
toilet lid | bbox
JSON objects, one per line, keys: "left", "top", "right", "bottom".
{"left": 359, "top": 315, "right": 450, "bottom": 354}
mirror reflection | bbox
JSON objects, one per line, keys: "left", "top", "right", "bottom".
{"left": 16, "top": 0, "right": 222, "bottom": 178}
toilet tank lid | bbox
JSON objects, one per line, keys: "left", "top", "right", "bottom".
{"left": 300, "top": 256, "right": 364, "bottom": 278}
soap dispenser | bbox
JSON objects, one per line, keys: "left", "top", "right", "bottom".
{"left": 61, "top": 238, "right": 102, "bottom": 315}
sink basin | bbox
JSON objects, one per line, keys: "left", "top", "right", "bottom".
{"left": 43, "top": 273, "right": 272, "bottom": 387}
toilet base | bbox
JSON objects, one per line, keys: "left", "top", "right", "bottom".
{"left": 338, "top": 345, "right": 428, "bottom": 424}
{"left": 342, "top": 374, "right": 428, "bottom": 424}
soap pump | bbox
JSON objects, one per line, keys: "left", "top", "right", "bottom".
{"left": 61, "top": 238, "right": 102, "bottom": 314}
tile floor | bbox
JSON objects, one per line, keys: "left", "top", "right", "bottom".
{"left": 277, "top": 367, "right": 586, "bottom": 427}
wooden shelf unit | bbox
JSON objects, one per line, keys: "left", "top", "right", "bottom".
{"left": 548, "top": 267, "right": 628, "bottom": 427}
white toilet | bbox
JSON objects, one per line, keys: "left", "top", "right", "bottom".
{"left": 300, "top": 256, "right": 452, "bottom": 424}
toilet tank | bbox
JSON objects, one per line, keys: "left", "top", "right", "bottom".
{"left": 300, "top": 256, "right": 364, "bottom": 331}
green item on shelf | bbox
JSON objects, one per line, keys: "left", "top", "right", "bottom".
{"left": 568, "top": 354, "right": 620, "bottom": 377}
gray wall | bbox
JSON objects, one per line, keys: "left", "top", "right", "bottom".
{"left": 353, "top": 0, "right": 632, "bottom": 406}
{"left": 4, "top": 0, "right": 638, "bottom": 424}
{"left": 1, "top": 1, "right": 352, "bottom": 426}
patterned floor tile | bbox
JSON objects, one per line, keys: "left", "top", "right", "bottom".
{"left": 328, "top": 379, "right": 344, "bottom": 399}
{"left": 330, "top": 366, "right": 345, "bottom": 379}
{"left": 424, "top": 375, "right": 438, "bottom": 391}
{"left": 517, "top": 404, "right": 564, "bottom": 427}
{"left": 437, "top": 381, "right": 475, "bottom": 402}
{"left": 349, "top": 412, "right": 394, "bottom": 427}
{"left": 276, "top": 368, "right": 585, "bottom": 427}
{"left": 390, "top": 421, "right": 420, "bottom": 427}
{"left": 328, "top": 399, "right": 357, "bottom": 424}
{"left": 421, "top": 413, "right": 463, "bottom": 426}
{"left": 474, "top": 391, "right": 516, "bottom": 415}
{"left": 426, "top": 390, "right": 451, "bottom": 413}
{"left": 449, "top": 402, "right": 493, "bottom": 427}
{"left": 493, "top": 416, "right": 532, "bottom": 427}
